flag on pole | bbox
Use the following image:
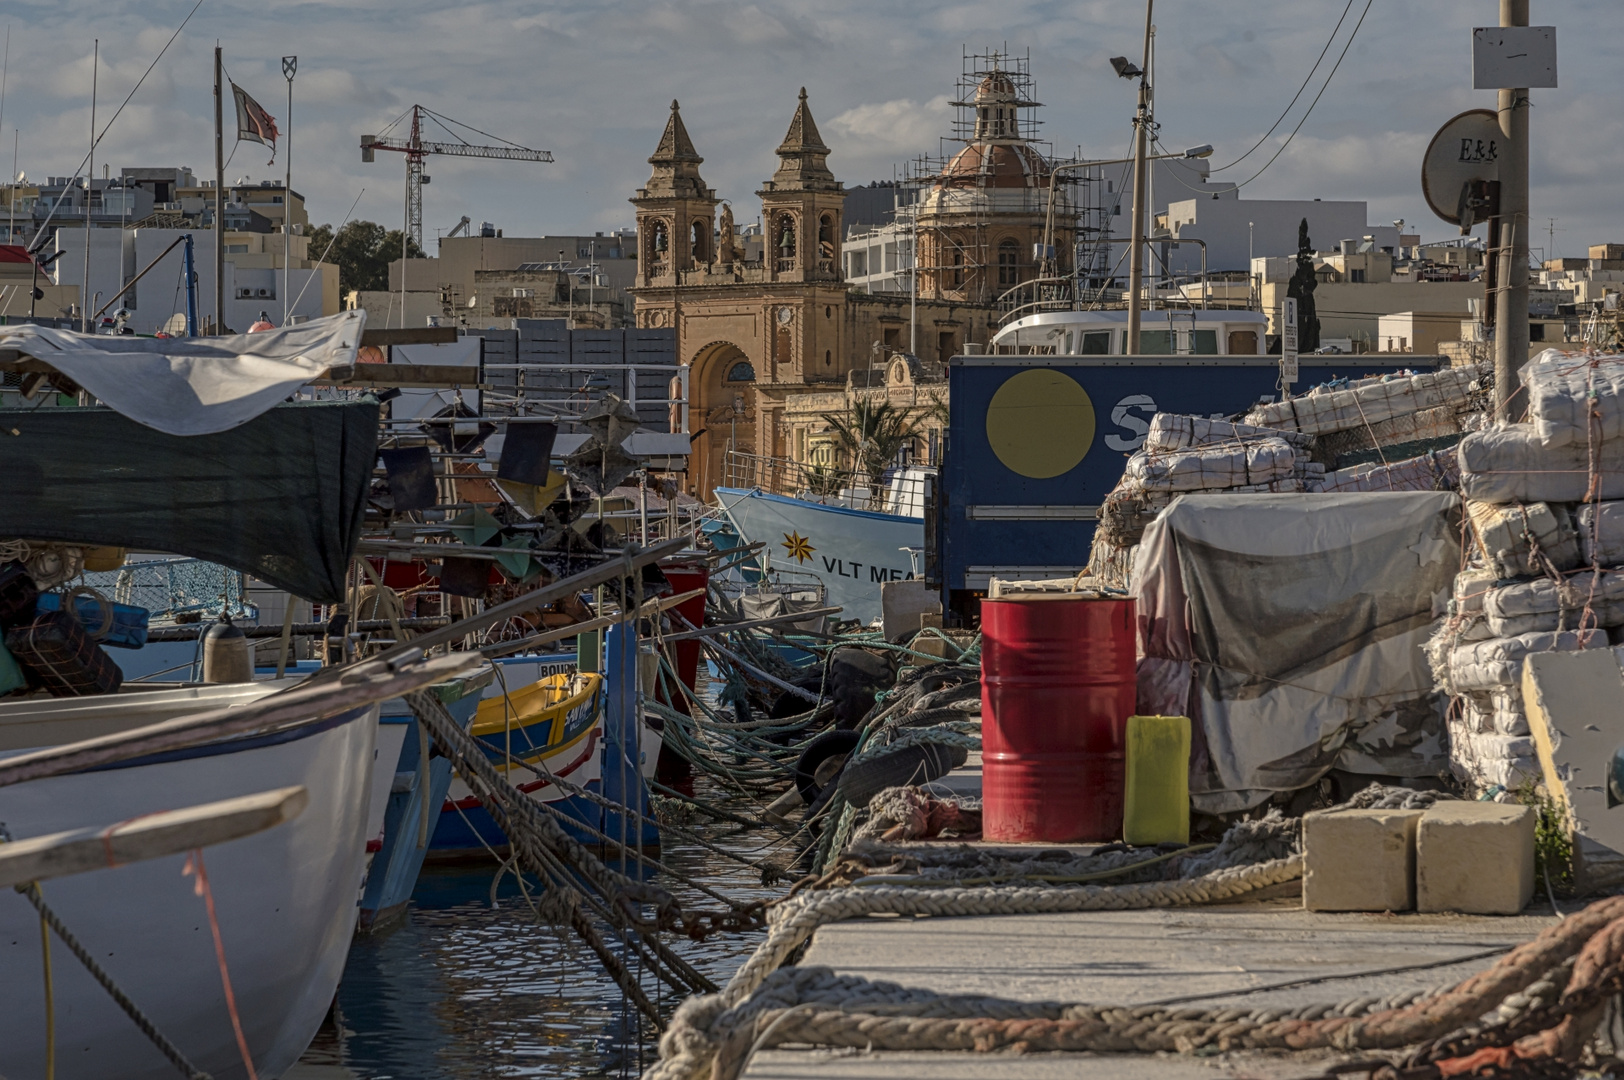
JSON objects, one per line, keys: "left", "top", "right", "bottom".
{"left": 231, "top": 82, "right": 279, "bottom": 164}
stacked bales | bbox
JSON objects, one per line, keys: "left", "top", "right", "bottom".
{"left": 1433, "top": 350, "right": 1624, "bottom": 791}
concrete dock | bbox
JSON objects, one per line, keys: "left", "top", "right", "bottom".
{"left": 744, "top": 873, "right": 1557, "bottom": 1077}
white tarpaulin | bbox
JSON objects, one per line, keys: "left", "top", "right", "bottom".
{"left": 1133, "top": 492, "right": 1460, "bottom": 813}
{"left": 0, "top": 309, "right": 365, "bottom": 436}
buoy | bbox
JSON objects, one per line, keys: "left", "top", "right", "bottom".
{"left": 202, "top": 614, "right": 252, "bottom": 683}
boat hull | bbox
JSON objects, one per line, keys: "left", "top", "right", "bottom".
{"left": 714, "top": 486, "right": 922, "bottom": 626}
{"left": 0, "top": 702, "right": 379, "bottom": 1080}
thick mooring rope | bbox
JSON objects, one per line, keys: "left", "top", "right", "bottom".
{"left": 645, "top": 893, "right": 1624, "bottom": 1080}
{"left": 642, "top": 855, "right": 1305, "bottom": 1080}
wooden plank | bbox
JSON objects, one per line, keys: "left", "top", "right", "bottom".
{"left": 0, "top": 786, "right": 308, "bottom": 888}
{"left": 360, "top": 326, "right": 459, "bottom": 347}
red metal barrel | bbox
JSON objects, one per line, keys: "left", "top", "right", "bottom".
{"left": 980, "top": 595, "right": 1136, "bottom": 843}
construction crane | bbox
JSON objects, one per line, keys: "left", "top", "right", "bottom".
{"left": 361, "top": 105, "right": 553, "bottom": 248}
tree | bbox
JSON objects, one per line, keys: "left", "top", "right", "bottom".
{"left": 1287, "top": 217, "right": 1322, "bottom": 352}
{"left": 821, "top": 399, "right": 918, "bottom": 487}
{"left": 306, "top": 220, "right": 426, "bottom": 296}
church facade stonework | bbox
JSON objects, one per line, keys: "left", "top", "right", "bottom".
{"left": 629, "top": 84, "right": 1066, "bottom": 498}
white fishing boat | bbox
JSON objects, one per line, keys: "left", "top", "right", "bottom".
{"left": 713, "top": 480, "right": 925, "bottom": 627}
{"left": 0, "top": 669, "right": 454, "bottom": 1080}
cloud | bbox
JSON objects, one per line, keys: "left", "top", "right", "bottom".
{"left": 0, "top": 0, "right": 1619, "bottom": 247}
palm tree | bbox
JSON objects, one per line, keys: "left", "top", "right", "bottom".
{"left": 821, "top": 400, "right": 918, "bottom": 487}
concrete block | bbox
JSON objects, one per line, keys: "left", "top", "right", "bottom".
{"left": 1416, "top": 802, "right": 1535, "bottom": 914}
{"left": 1522, "top": 648, "right": 1624, "bottom": 892}
{"left": 882, "top": 579, "right": 941, "bottom": 643}
{"left": 1303, "top": 808, "right": 1422, "bottom": 912}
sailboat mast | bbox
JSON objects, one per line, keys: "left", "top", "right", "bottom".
{"left": 214, "top": 44, "right": 224, "bottom": 335}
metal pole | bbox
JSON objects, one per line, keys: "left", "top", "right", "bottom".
{"left": 1125, "top": 0, "right": 1153, "bottom": 355}
{"left": 214, "top": 45, "right": 224, "bottom": 335}
{"left": 81, "top": 40, "right": 96, "bottom": 333}
{"left": 1494, "top": 0, "right": 1530, "bottom": 419}
{"left": 282, "top": 56, "right": 296, "bottom": 326}
{"left": 909, "top": 194, "right": 917, "bottom": 355}
{"left": 182, "top": 233, "right": 198, "bottom": 337}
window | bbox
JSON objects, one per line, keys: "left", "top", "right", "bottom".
{"left": 691, "top": 219, "right": 709, "bottom": 263}
{"left": 1350, "top": 268, "right": 1366, "bottom": 283}
{"left": 952, "top": 248, "right": 964, "bottom": 289}
{"left": 883, "top": 327, "right": 900, "bottom": 347}
{"left": 1227, "top": 330, "right": 1258, "bottom": 355}
{"left": 1079, "top": 331, "right": 1110, "bottom": 355}
{"left": 776, "top": 214, "right": 797, "bottom": 259}
{"left": 1191, "top": 329, "right": 1219, "bottom": 355}
{"left": 938, "top": 331, "right": 956, "bottom": 362}
{"left": 825, "top": 305, "right": 832, "bottom": 319}
{"left": 726, "top": 360, "right": 756, "bottom": 382}
{"left": 1138, "top": 330, "right": 1175, "bottom": 355}
{"left": 824, "top": 350, "right": 832, "bottom": 366}
{"left": 997, "top": 239, "right": 1019, "bottom": 286}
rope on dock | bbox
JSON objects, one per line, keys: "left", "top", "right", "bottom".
{"left": 652, "top": 892, "right": 1624, "bottom": 1080}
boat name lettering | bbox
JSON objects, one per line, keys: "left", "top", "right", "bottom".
{"left": 819, "top": 555, "right": 911, "bottom": 582}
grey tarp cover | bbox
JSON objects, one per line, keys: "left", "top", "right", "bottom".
{"left": 0, "top": 310, "right": 364, "bottom": 436}
{"left": 0, "top": 400, "right": 378, "bottom": 602}
{"left": 1133, "top": 492, "right": 1459, "bottom": 813}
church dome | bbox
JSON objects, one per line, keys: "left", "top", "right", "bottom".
{"left": 939, "top": 141, "right": 1049, "bottom": 189}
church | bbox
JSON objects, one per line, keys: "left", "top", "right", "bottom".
{"left": 629, "top": 59, "right": 1079, "bottom": 498}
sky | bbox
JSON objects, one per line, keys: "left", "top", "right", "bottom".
{"left": 0, "top": 1, "right": 1617, "bottom": 259}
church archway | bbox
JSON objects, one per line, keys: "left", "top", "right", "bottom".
{"left": 689, "top": 340, "right": 759, "bottom": 497}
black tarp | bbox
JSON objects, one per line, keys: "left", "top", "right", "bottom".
{"left": 0, "top": 400, "right": 378, "bottom": 602}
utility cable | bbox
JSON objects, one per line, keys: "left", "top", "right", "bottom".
{"left": 1209, "top": 0, "right": 1356, "bottom": 173}
{"left": 1228, "top": 0, "right": 1374, "bottom": 190}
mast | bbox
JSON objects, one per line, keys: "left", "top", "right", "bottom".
{"left": 1125, "top": 0, "right": 1153, "bottom": 355}
{"left": 282, "top": 56, "right": 296, "bottom": 326}
{"left": 81, "top": 39, "right": 96, "bottom": 333}
{"left": 213, "top": 45, "right": 224, "bottom": 335}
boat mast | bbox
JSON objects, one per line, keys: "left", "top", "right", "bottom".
{"left": 214, "top": 44, "right": 224, "bottom": 335}
{"left": 81, "top": 39, "right": 96, "bottom": 333}
{"left": 1125, "top": 0, "right": 1153, "bottom": 355}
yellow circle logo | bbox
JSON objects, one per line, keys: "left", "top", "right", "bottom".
{"left": 984, "top": 369, "right": 1096, "bottom": 479}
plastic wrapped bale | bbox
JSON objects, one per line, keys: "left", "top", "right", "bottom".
{"left": 1232, "top": 478, "right": 1306, "bottom": 493}
{"left": 1244, "top": 364, "right": 1487, "bottom": 436}
{"left": 1122, "top": 437, "right": 1295, "bottom": 492}
{"left": 1458, "top": 424, "right": 1624, "bottom": 504}
{"left": 1578, "top": 501, "right": 1624, "bottom": 567}
{"left": 1466, "top": 500, "right": 1581, "bottom": 578}
{"left": 1447, "top": 725, "right": 1541, "bottom": 789}
{"left": 1145, "top": 413, "right": 1313, "bottom": 453}
{"left": 1447, "top": 629, "right": 1607, "bottom": 692}
{"left": 1096, "top": 490, "right": 1160, "bottom": 547}
{"left": 1521, "top": 349, "right": 1624, "bottom": 447}
{"left": 1453, "top": 567, "right": 1497, "bottom": 617}
{"left": 1315, "top": 405, "right": 1469, "bottom": 461}
{"left": 1482, "top": 571, "right": 1624, "bottom": 637}
{"left": 1320, "top": 448, "right": 1460, "bottom": 494}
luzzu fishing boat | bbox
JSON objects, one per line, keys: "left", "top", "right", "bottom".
{"left": 430, "top": 670, "right": 660, "bottom": 857}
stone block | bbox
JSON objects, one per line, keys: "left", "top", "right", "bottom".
{"left": 1303, "top": 808, "right": 1423, "bottom": 912}
{"left": 882, "top": 579, "right": 941, "bottom": 643}
{"left": 1416, "top": 802, "right": 1535, "bottom": 914}
{"left": 1522, "top": 647, "right": 1624, "bottom": 892}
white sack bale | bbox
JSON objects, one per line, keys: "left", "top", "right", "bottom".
{"left": 1483, "top": 570, "right": 1624, "bottom": 636}
{"left": 1466, "top": 500, "right": 1581, "bottom": 578}
{"left": 1578, "top": 501, "right": 1624, "bottom": 567}
{"left": 1522, "top": 350, "right": 1624, "bottom": 447}
{"left": 1320, "top": 449, "right": 1460, "bottom": 494}
{"left": 1123, "top": 437, "right": 1295, "bottom": 493}
{"left": 1447, "top": 629, "right": 1607, "bottom": 691}
{"left": 1145, "top": 413, "right": 1313, "bottom": 453}
{"left": 1459, "top": 424, "right": 1624, "bottom": 504}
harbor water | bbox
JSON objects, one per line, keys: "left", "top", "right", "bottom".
{"left": 294, "top": 671, "right": 780, "bottom": 1078}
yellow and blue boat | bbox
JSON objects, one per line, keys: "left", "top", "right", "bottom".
{"left": 430, "top": 668, "right": 660, "bottom": 857}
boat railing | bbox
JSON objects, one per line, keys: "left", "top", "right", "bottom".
{"left": 722, "top": 451, "right": 931, "bottom": 517}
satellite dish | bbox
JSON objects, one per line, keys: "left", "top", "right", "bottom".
{"left": 1421, "top": 109, "right": 1501, "bottom": 228}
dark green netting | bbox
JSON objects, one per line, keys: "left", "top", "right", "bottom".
{"left": 0, "top": 400, "right": 379, "bottom": 602}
